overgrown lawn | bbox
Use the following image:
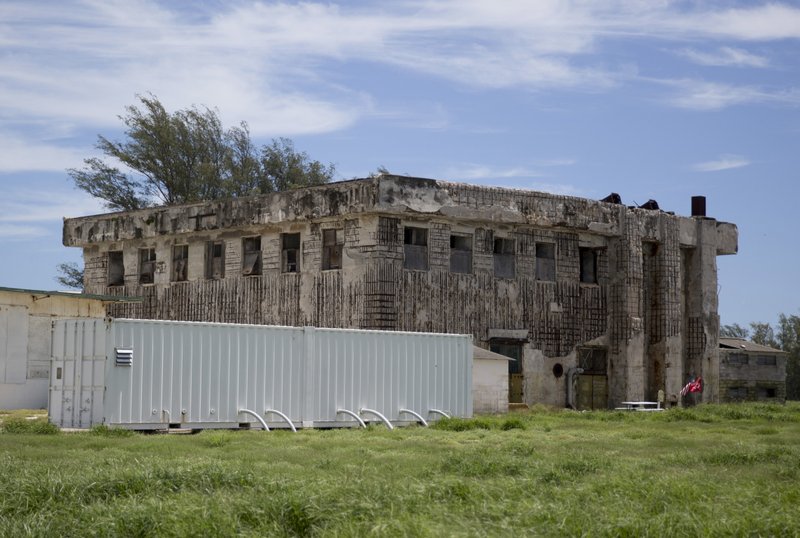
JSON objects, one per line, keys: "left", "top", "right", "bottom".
{"left": 2, "top": 403, "right": 799, "bottom": 536}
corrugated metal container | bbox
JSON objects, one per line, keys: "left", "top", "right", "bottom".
{"left": 49, "top": 318, "right": 472, "bottom": 429}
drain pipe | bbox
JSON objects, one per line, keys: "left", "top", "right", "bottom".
{"left": 238, "top": 409, "right": 269, "bottom": 431}
{"left": 566, "top": 367, "right": 584, "bottom": 409}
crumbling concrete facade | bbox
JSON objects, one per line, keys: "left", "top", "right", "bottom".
{"left": 63, "top": 175, "right": 738, "bottom": 409}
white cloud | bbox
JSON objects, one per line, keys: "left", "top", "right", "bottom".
{"left": 677, "top": 47, "right": 769, "bottom": 68}
{"left": 0, "top": 224, "right": 49, "bottom": 240}
{"left": 661, "top": 80, "right": 800, "bottom": 110}
{"left": 692, "top": 154, "right": 751, "bottom": 172}
{"left": 0, "top": 189, "right": 106, "bottom": 225}
{"left": 446, "top": 164, "right": 544, "bottom": 181}
{"left": 1, "top": 0, "right": 800, "bottom": 170}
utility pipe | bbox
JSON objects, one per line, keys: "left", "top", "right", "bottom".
{"left": 428, "top": 409, "right": 451, "bottom": 419}
{"left": 398, "top": 408, "right": 428, "bottom": 427}
{"left": 238, "top": 408, "right": 270, "bottom": 431}
{"left": 264, "top": 409, "right": 297, "bottom": 432}
{"left": 336, "top": 409, "right": 366, "bottom": 428}
{"left": 359, "top": 408, "right": 394, "bottom": 430}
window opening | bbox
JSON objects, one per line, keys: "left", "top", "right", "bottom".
{"left": 536, "top": 243, "right": 556, "bottom": 281}
{"left": 756, "top": 355, "right": 777, "bottom": 366}
{"left": 322, "top": 229, "right": 343, "bottom": 270}
{"left": 403, "top": 227, "right": 428, "bottom": 270}
{"left": 242, "top": 236, "right": 262, "bottom": 276}
{"left": 206, "top": 240, "right": 224, "bottom": 279}
{"left": 728, "top": 353, "right": 748, "bottom": 366}
{"left": 108, "top": 251, "right": 124, "bottom": 286}
{"left": 449, "top": 234, "right": 472, "bottom": 274}
{"left": 728, "top": 386, "right": 747, "bottom": 400}
{"left": 139, "top": 248, "right": 156, "bottom": 284}
{"left": 579, "top": 248, "right": 598, "bottom": 284}
{"left": 282, "top": 233, "right": 300, "bottom": 273}
{"left": 493, "top": 237, "right": 515, "bottom": 278}
{"left": 757, "top": 386, "right": 777, "bottom": 399}
{"left": 172, "top": 244, "right": 188, "bottom": 282}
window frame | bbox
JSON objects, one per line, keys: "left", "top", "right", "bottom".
{"left": 403, "top": 226, "right": 429, "bottom": 271}
{"left": 171, "top": 244, "right": 189, "bottom": 282}
{"left": 108, "top": 250, "right": 125, "bottom": 287}
{"left": 138, "top": 247, "right": 156, "bottom": 285}
{"left": 449, "top": 234, "right": 473, "bottom": 274}
{"left": 493, "top": 237, "right": 515, "bottom": 279}
{"left": 242, "top": 236, "right": 262, "bottom": 276}
{"left": 536, "top": 242, "right": 556, "bottom": 281}
{"left": 205, "top": 240, "right": 225, "bottom": 280}
{"left": 321, "top": 228, "right": 343, "bottom": 271}
{"left": 282, "top": 233, "right": 301, "bottom": 273}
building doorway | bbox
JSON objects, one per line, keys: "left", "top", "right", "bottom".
{"left": 576, "top": 347, "right": 608, "bottom": 410}
{"left": 490, "top": 342, "right": 523, "bottom": 403}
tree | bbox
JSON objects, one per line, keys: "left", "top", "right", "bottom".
{"left": 68, "top": 94, "right": 336, "bottom": 210}
{"left": 55, "top": 262, "right": 83, "bottom": 291}
{"left": 720, "top": 323, "right": 749, "bottom": 338}
{"left": 777, "top": 314, "right": 800, "bottom": 400}
{"left": 749, "top": 322, "right": 778, "bottom": 348}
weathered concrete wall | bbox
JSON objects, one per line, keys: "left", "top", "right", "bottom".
{"left": 65, "top": 175, "right": 738, "bottom": 409}
{"left": 719, "top": 350, "right": 786, "bottom": 403}
{"left": 0, "top": 289, "right": 107, "bottom": 409}
{"left": 473, "top": 358, "right": 509, "bottom": 414}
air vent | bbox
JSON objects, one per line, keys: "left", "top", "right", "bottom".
{"left": 115, "top": 348, "right": 133, "bottom": 367}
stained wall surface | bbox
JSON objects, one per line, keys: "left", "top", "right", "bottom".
{"left": 63, "top": 175, "right": 739, "bottom": 408}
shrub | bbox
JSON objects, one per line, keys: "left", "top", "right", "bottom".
{"left": 2, "top": 417, "right": 60, "bottom": 434}
{"left": 90, "top": 424, "right": 135, "bottom": 437}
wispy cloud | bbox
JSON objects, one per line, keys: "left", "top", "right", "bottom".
{"left": 661, "top": 80, "right": 800, "bottom": 110}
{"left": 677, "top": 47, "right": 769, "bottom": 68}
{"left": 2, "top": 0, "right": 800, "bottom": 172}
{"left": 692, "top": 154, "right": 751, "bottom": 172}
{"left": 0, "top": 224, "right": 49, "bottom": 240}
{"left": 0, "top": 188, "right": 106, "bottom": 242}
{"left": 446, "top": 164, "right": 544, "bottom": 181}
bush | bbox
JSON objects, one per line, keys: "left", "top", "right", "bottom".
{"left": 90, "top": 424, "right": 135, "bottom": 437}
{"left": 2, "top": 417, "right": 60, "bottom": 434}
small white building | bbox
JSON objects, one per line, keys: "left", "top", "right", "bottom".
{"left": 0, "top": 287, "right": 137, "bottom": 409}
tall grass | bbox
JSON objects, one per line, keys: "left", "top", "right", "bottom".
{"left": 1, "top": 402, "right": 798, "bottom": 536}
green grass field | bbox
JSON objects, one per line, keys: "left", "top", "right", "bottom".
{"left": 2, "top": 403, "right": 799, "bottom": 537}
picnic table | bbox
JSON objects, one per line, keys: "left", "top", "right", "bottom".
{"left": 616, "top": 401, "right": 663, "bottom": 411}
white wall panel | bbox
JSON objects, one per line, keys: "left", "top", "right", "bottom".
{"left": 50, "top": 319, "right": 471, "bottom": 429}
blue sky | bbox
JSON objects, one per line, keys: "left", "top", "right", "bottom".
{"left": 1, "top": 0, "right": 798, "bottom": 328}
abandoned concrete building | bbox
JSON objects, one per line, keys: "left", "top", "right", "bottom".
{"left": 63, "top": 175, "right": 738, "bottom": 410}
{"left": 719, "top": 338, "right": 786, "bottom": 403}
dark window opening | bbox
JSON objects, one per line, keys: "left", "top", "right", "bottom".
{"left": 756, "top": 355, "right": 777, "bottom": 366}
{"left": 206, "top": 241, "right": 225, "bottom": 279}
{"left": 139, "top": 248, "right": 156, "bottom": 284}
{"left": 403, "top": 227, "right": 428, "bottom": 270}
{"left": 579, "top": 248, "right": 598, "bottom": 284}
{"left": 450, "top": 234, "right": 472, "bottom": 274}
{"left": 493, "top": 237, "right": 515, "bottom": 279}
{"left": 172, "top": 244, "right": 188, "bottom": 282}
{"left": 553, "top": 363, "right": 564, "bottom": 378}
{"left": 578, "top": 347, "right": 607, "bottom": 375}
{"left": 242, "top": 236, "right": 262, "bottom": 276}
{"left": 322, "top": 229, "right": 343, "bottom": 270}
{"left": 728, "top": 353, "right": 748, "bottom": 366}
{"left": 728, "top": 386, "right": 747, "bottom": 400}
{"left": 757, "top": 387, "right": 777, "bottom": 399}
{"left": 108, "top": 251, "right": 124, "bottom": 286}
{"left": 536, "top": 243, "right": 556, "bottom": 281}
{"left": 282, "top": 233, "right": 300, "bottom": 273}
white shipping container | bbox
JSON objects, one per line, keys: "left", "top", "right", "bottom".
{"left": 49, "top": 318, "right": 472, "bottom": 429}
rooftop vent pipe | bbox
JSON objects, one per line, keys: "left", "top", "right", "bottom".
{"left": 691, "top": 196, "right": 706, "bottom": 217}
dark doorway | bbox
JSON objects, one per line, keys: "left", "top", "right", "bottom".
{"left": 490, "top": 342, "right": 523, "bottom": 404}
{"left": 576, "top": 348, "right": 608, "bottom": 410}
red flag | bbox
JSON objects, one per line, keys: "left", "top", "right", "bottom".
{"left": 681, "top": 377, "right": 703, "bottom": 396}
